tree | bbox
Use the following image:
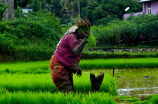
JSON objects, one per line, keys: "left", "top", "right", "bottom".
{"left": 1, "top": 0, "right": 8, "bottom": 20}
{"left": 46, "top": 0, "right": 53, "bottom": 13}
{"left": 0, "top": 1, "right": 8, "bottom": 20}
{"left": 8, "top": 0, "right": 14, "bottom": 20}
{"left": 1, "top": 0, "right": 14, "bottom": 21}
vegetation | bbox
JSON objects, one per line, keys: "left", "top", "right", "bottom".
{"left": 81, "top": 51, "right": 158, "bottom": 59}
{"left": 1, "top": 1, "right": 158, "bottom": 104}
{"left": 0, "top": 90, "right": 117, "bottom": 104}
{"left": 0, "top": 0, "right": 157, "bottom": 62}
{"left": 1, "top": 89, "right": 158, "bottom": 104}
{"left": 0, "top": 1, "right": 8, "bottom": 20}
{"left": 14, "top": 0, "right": 142, "bottom": 25}
{"left": 0, "top": 10, "right": 61, "bottom": 62}
{"left": 91, "top": 14, "right": 158, "bottom": 47}
{"left": 1, "top": 65, "right": 158, "bottom": 103}
{"left": 0, "top": 73, "right": 117, "bottom": 94}
{"left": 1, "top": 58, "right": 158, "bottom": 74}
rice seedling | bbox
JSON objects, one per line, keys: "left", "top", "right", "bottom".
{"left": 1, "top": 58, "right": 158, "bottom": 73}
{"left": 0, "top": 90, "right": 117, "bottom": 104}
{"left": 150, "top": 94, "right": 158, "bottom": 104}
{"left": 0, "top": 61, "right": 50, "bottom": 73}
{"left": 80, "top": 58, "right": 158, "bottom": 69}
{"left": 0, "top": 73, "right": 117, "bottom": 95}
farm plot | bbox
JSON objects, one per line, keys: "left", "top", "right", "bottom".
{"left": 0, "top": 73, "right": 117, "bottom": 94}
{"left": 0, "top": 72, "right": 117, "bottom": 104}
{"left": 1, "top": 59, "right": 158, "bottom": 103}
{"left": 1, "top": 58, "right": 158, "bottom": 73}
{"left": 0, "top": 90, "right": 117, "bottom": 104}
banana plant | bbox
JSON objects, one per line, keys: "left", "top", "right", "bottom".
{"left": 0, "top": 1, "right": 8, "bottom": 21}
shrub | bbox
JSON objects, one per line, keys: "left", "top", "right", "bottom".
{"left": 0, "top": 32, "right": 15, "bottom": 53}
{"left": 0, "top": 10, "right": 61, "bottom": 62}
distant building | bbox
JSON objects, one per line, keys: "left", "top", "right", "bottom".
{"left": 124, "top": 0, "right": 158, "bottom": 20}
{"left": 22, "top": 8, "right": 32, "bottom": 13}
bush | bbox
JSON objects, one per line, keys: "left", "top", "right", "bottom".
{"left": 0, "top": 10, "right": 61, "bottom": 62}
{"left": 0, "top": 32, "right": 16, "bottom": 53}
{"left": 91, "top": 14, "right": 158, "bottom": 47}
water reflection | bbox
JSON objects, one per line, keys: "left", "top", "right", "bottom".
{"left": 118, "top": 87, "right": 158, "bottom": 96}
{"left": 115, "top": 68, "right": 158, "bottom": 96}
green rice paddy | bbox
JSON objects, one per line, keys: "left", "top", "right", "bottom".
{"left": 1, "top": 58, "right": 158, "bottom": 73}
{"left": 1, "top": 58, "right": 158, "bottom": 103}
{"left": 0, "top": 73, "right": 117, "bottom": 94}
{"left": 0, "top": 90, "right": 116, "bottom": 104}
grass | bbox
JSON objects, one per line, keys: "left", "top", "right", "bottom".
{"left": 1, "top": 58, "right": 158, "bottom": 73}
{"left": 0, "top": 61, "right": 50, "bottom": 73}
{"left": 1, "top": 88, "right": 158, "bottom": 104}
{"left": 0, "top": 90, "right": 117, "bottom": 104}
{"left": 0, "top": 73, "right": 117, "bottom": 95}
{"left": 1, "top": 59, "right": 158, "bottom": 103}
{"left": 80, "top": 58, "right": 158, "bottom": 69}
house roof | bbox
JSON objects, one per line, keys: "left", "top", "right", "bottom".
{"left": 139, "top": 0, "right": 152, "bottom": 2}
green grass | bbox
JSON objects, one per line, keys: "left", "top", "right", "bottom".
{"left": 151, "top": 94, "right": 158, "bottom": 104}
{"left": 0, "top": 73, "right": 117, "bottom": 95}
{"left": 0, "top": 90, "right": 116, "bottom": 104}
{"left": 1, "top": 58, "right": 158, "bottom": 73}
{"left": 80, "top": 58, "right": 158, "bottom": 69}
{"left": 0, "top": 61, "right": 50, "bottom": 73}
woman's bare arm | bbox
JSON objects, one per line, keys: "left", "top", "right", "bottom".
{"left": 72, "top": 38, "right": 87, "bottom": 55}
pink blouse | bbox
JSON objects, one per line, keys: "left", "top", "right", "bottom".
{"left": 54, "top": 34, "right": 81, "bottom": 71}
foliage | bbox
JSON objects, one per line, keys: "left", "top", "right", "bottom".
{"left": 81, "top": 51, "right": 158, "bottom": 59}
{"left": 0, "top": 91, "right": 116, "bottom": 104}
{"left": 91, "top": 14, "right": 158, "bottom": 47}
{"left": 86, "top": 34, "right": 97, "bottom": 48}
{"left": 15, "top": 7, "right": 23, "bottom": 18}
{"left": 79, "top": 58, "right": 158, "bottom": 69}
{"left": 0, "top": 32, "right": 15, "bottom": 53}
{"left": 81, "top": 0, "right": 142, "bottom": 25}
{"left": 0, "top": 10, "right": 62, "bottom": 62}
{"left": 151, "top": 94, "right": 158, "bottom": 104}
{"left": 0, "top": 73, "right": 117, "bottom": 95}
{"left": 8, "top": 10, "right": 62, "bottom": 39}
{"left": 14, "top": 0, "right": 142, "bottom": 25}
{"left": 2, "top": 58, "right": 158, "bottom": 72}
{"left": 0, "top": 1, "right": 8, "bottom": 20}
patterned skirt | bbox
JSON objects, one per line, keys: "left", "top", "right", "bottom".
{"left": 50, "top": 55, "right": 74, "bottom": 92}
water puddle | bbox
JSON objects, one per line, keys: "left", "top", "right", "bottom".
{"left": 118, "top": 87, "right": 158, "bottom": 96}
{"left": 115, "top": 68, "right": 158, "bottom": 96}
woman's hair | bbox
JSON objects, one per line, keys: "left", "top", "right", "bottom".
{"left": 75, "top": 19, "right": 91, "bottom": 32}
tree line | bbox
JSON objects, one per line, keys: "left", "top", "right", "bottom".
{"left": 1, "top": 0, "right": 142, "bottom": 25}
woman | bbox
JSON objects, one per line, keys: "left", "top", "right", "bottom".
{"left": 50, "top": 19, "right": 91, "bottom": 92}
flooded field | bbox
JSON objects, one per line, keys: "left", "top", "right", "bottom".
{"left": 85, "top": 68, "right": 158, "bottom": 97}
{"left": 111, "top": 68, "right": 158, "bottom": 97}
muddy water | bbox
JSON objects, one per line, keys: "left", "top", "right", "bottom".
{"left": 114, "top": 68, "right": 158, "bottom": 97}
